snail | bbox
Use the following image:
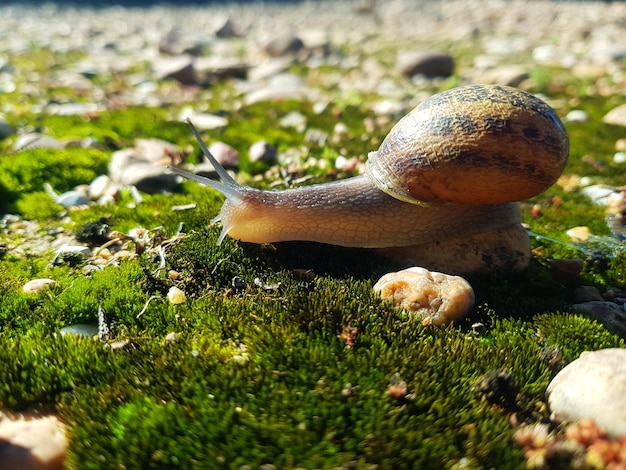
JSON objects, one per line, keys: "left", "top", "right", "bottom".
{"left": 168, "top": 85, "right": 569, "bottom": 273}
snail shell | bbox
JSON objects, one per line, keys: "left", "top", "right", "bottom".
{"left": 367, "top": 84, "right": 569, "bottom": 205}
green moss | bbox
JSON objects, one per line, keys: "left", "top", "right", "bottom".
{"left": 0, "top": 147, "right": 109, "bottom": 213}
{"left": 38, "top": 108, "right": 189, "bottom": 148}
{"left": 3, "top": 56, "right": 626, "bottom": 468}
{"left": 15, "top": 191, "right": 64, "bottom": 220}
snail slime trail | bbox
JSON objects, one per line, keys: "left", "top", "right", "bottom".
{"left": 168, "top": 85, "right": 568, "bottom": 274}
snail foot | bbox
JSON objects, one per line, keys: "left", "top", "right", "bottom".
{"left": 376, "top": 224, "right": 531, "bottom": 276}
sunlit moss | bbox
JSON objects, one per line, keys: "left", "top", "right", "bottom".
{"left": 2, "top": 59, "right": 626, "bottom": 467}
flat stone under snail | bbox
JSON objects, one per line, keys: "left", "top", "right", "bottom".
{"left": 168, "top": 85, "right": 569, "bottom": 274}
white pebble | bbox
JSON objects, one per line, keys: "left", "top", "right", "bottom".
{"left": 565, "top": 110, "right": 588, "bottom": 123}
{"left": 547, "top": 348, "right": 626, "bottom": 437}
{"left": 613, "top": 151, "right": 626, "bottom": 164}
{"left": 23, "top": 278, "right": 56, "bottom": 294}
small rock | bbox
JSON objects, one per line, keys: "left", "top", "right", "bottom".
{"left": 373, "top": 267, "right": 474, "bottom": 326}
{"left": 152, "top": 56, "right": 196, "bottom": 85}
{"left": 45, "top": 102, "right": 100, "bottom": 116}
{"left": 0, "top": 412, "right": 67, "bottom": 470}
{"left": 248, "top": 57, "right": 292, "bottom": 82}
{"left": 244, "top": 73, "right": 311, "bottom": 104}
{"left": 57, "top": 191, "right": 90, "bottom": 208}
{"left": 476, "top": 65, "right": 529, "bottom": 87}
{"left": 0, "top": 114, "right": 15, "bottom": 139}
{"left": 614, "top": 152, "right": 626, "bottom": 164}
{"left": 88, "top": 175, "right": 119, "bottom": 201}
{"left": 249, "top": 141, "right": 277, "bottom": 164}
{"left": 571, "top": 301, "right": 626, "bottom": 338}
{"left": 573, "top": 286, "right": 604, "bottom": 303}
{"left": 23, "top": 278, "right": 56, "bottom": 294}
{"left": 13, "top": 133, "right": 64, "bottom": 151}
{"left": 214, "top": 17, "right": 242, "bottom": 38}
{"left": 549, "top": 259, "right": 584, "bottom": 285}
{"left": 53, "top": 245, "right": 90, "bottom": 266}
{"left": 547, "top": 348, "right": 626, "bottom": 437}
{"left": 565, "top": 110, "right": 589, "bottom": 123}
{"left": 264, "top": 33, "right": 304, "bottom": 57}
{"left": 279, "top": 110, "right": 307, "bottom": 131}
{"left": 179, "top": 109, "right": 227, "bottom": 130}
{"left": 396, "top": 51, "right": 454, "bottom": 78}
{"left": 603, "top": 104, "right": 626, "bottom": 127}
{"left": 58, "top": 323, "right": 99, "bottom": 338}
{"left": 207, "top": 141, "right": 239, "bottom": 167}
{"left": 566, "top": 226, "right": 591, "bottom": 242}
{"left": 474, "top": 369, "right": 519, "bottom": 409}
{"left": 109, "top": 148, "right": 179, "bottom": 193}
{"left": 581, "top": 185, "right": 620, "bottom": 206}
{"left": 167, "top": 286, "right": 187, "bottom": 305}
{"left": 194, "top": 56, "right": 248, "bottom": 83}
{"left": 165, "top": 332, "right": 180, "bottom": 343}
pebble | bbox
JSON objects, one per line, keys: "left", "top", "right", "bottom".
{"left": 0, "top": 412, "right": 67, "bottom": 470}
{"left": 22, "top": 278, "right": 56, "bottom": 294}
{"left": 396, "top": 51, "right": 455, "bottom": 78}
{"left": 13, "top": 133, "right": 64, "bottom": 151}
{"left": 244, "top": 73, "right": 312, "bottom": 104}
{"left": 279, "top": 110, "right": 307, "bottom": 132}
{"left": 207, "top": 141, "right": 240, "bottom": 167}
{"left": 566, "top": 225, "right": 591, "bottom": 242}
{"left": 0, "top": 114, "right": 15, "bottom": 139}
{"left": 573, "top": 286, "right": 604, "bottom": 303}
{"left": 151, "top": 56, "right": 196, "bottom": 85}
{"left": 581, "top": 185, "right": 620, "bottom": 206}
{"left": 614, "top": 152, "right": 626, "bottom": 164}
{"left": 214, "top": 17, "right": 242, "bottom": 38}
{"left": 194, "top": 56, "right": 248, "bottom": 83}
{"left": 547, "top": 348, "right": 626, "bottom": 437}
{"left": 58, "top": 324, "right": 100, "bottom": 338}
{"left": 475, "top": 64, "right": 529, "bottom": 87}
{"left": 167, "top": 286, "right": 187, "bottom": 304}
{"left": 88, "top": 175, "right": 119, "bottom": 201}
{"left": 109, "top": 147, "right": 179, "bottom": 193}
{"left": 373, "top": 267, "right": 474, "bottom": 326}
{"left": 565, "top": 110, "right": 589, "bottom": 123}
{"left": 179, "top": 109, "right": 228, "bottom": 130}
{"left": 263, "top": 33, "right": 304, "bottom": 57}
{"left": 249, "top": 140, "right": 277, "bottom": 164}
{"left": 44, "top": 183, "right": 89, "bottom": 208}
{"left": 603, "top": 104, "right": 626, "bottom": 127}
{"left": 571, "top": 301, "right": 626, "bottom": 338}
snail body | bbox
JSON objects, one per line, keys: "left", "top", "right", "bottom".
{"left": 168, "top": 85, "right": 569, "bottom": 273}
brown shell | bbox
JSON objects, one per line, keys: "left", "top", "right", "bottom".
{"left": 366, "top": 85, "right": 569, "bottom": 205}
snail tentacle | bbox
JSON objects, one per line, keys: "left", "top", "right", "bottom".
{"left": 166, "top": 119, "right": 249, "bottom": 243}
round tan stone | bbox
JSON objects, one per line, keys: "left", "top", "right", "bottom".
{"left": 373, "top": 267, "right": 474, "bottom": 326}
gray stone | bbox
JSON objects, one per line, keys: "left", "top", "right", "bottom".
{"left": 571, "top": 301, "right": 626, "bottom": 338}
{"left": 0, "top": 115, "right": 15, "bottom": 139}
{"left": 264, "top": 34, "right": 304, "bottom": 57}
{"left": 14, "top": 133, "right": 64, "bottom": 151}
{"left": 249, "top": 141, "right": 277, "bottom": 164}
{"left": 152, "top": 56, "right": 196, "bottom": 85}
{"left": 397, "top": 51, "right": 454, "bottom": 78}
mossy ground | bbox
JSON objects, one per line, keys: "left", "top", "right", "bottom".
{"left": 1, "top": 45, "right": 626, "bottom": 469}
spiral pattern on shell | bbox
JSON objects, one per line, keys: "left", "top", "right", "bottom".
{"left": 366, "top": 84, "right": 569, "bottom": 205}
